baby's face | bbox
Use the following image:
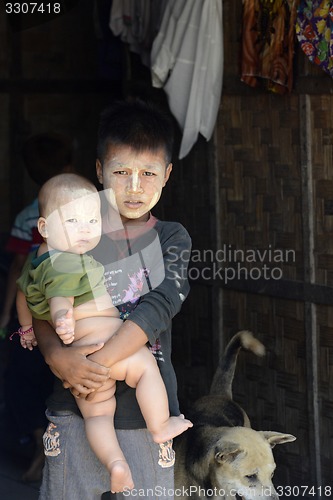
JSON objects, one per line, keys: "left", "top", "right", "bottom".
{"left": 45, "top": 192, "right": 101, "bottom": 254}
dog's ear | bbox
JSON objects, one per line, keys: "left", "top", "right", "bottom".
{"left": 260, "top": 431, "right": 296, "bottom": 448}
{"left": 214, "top": 443, "right": 245, "bottom": 464}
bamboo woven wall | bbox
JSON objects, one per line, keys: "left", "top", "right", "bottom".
{"left": 216, "top": 91, "right": 333, "bottom": 489}
{"left": 222, "top": 291, "right": 308, "bottom": 487}
{"left": 214, "top": 1, "right": 333, "bottom": 491}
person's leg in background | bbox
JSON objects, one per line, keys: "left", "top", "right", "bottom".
{"left": 3, "top": 336, "right": 53, "bottom": 482}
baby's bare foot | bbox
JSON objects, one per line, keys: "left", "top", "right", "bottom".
{"left": 108, "top": 459, "right": 134, "bottom": 493}
{"left": 151, "top": 414, "right": 193, "bottom": 443}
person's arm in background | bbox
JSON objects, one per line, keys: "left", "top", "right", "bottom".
{"left": 1, "top": 198, "right": 40, "bottom": 330}
{"left": 0, "top": 253, "right": 27, "bottom": 329}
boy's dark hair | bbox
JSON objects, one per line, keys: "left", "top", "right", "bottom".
{"left": 22, "top": 132, "right": 73, "bottom": 186}
{"left": 97, "top": 100, "right": 174, "bottom": 165}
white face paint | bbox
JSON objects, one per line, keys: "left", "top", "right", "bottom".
{"left": 96, "top": 145, "right": 172, "bottom": 226}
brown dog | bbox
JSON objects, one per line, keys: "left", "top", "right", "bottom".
{"left": 174, "top": 331, "right": 296, "bottom": 500}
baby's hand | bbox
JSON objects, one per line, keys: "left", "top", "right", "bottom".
{"left": 55, "top": 308, "right": 75, "bottom": 344}
{"left": 20, "top": 329, "right": 38, "bottom": 351}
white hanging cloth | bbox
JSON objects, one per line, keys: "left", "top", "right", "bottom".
{"left": 109, "top": 0, "right": 167, "bottom": 67}
{"left": 151, "top": 0, "right": 223, "bottom": 159}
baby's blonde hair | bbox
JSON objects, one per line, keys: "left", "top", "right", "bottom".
{"left": 38, "top": 173, "right": 98, "bottom": 218}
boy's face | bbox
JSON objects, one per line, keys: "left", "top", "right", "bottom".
{"left": 39, "top": 192, "right": 102, "bottom": 254}
{"left": 96, "top": 144, "right": 172, "bottom": 224}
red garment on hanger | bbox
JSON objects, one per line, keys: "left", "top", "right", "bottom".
{"left": 241, "top": 0, "right": 298, "bottom": 94}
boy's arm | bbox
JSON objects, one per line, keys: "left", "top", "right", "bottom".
{"left": 88, "top": 224, "right": 191, "bottom": 369}
{"left": 33, "top": 318, "right": 111, "bottom": 394}
{"left": 77, "top": 224, "right": 191, "bottom": 400}
{"left": 88, "top": 319, "right": 149, "bottom": 368}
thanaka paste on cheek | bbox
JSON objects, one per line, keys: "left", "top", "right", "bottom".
{"left": 105, "top": 188, "right": 118, "bottom": 210}
{"left": 146, "top": 191, "right": 160, "bottom": 213}
{"left": 104, "top": 188, "right": 124, "bottom": 231}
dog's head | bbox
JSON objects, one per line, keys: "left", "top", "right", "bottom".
{"left": 207, "top": 427, "right": 296, "bottom": 500}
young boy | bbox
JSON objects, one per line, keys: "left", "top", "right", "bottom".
{"left": 33, "top": 100, "right": 192, "bottom": 500}
{"left": 16, "top": 173, "right": 192, "bottom": 493}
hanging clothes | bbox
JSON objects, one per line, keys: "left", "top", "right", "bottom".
{"left": 93, "top": 0, "right": 123, "bottom": 82}
{"left": 109, "top": 0, "right": 167, "bottom": 67}
{"left": 296, "top": 0, "right": 333, "bottom": 78}
{"left": 150, "top": 0, "right": 223, "bottom": 159}
{"left": 241, "top": 0, "right": 298, "bottom": 94}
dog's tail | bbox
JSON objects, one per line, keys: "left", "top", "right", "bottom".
{"left": 209, "top": 331, "right": 265, "bottom": 398}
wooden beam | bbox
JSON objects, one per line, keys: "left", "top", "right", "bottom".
{"left": 190, "top": 270, "right": 333, "bottom": 306}
{"left": 7, "top": 22, "right": 25, "bottom": 219}
{"left": 299, "top": 94, "right": 321, "bottom": 488}
{"left": 222, "top": 75, "right": 333, "bottom": 96}
{"left": 0, "top": 79, "right": 122, "bottom": 95}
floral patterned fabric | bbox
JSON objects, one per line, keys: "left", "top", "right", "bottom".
{"left": 296, "top": 0, "right": 333, "bottom": 77}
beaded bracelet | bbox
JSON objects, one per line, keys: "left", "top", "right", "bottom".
{"left": 9, "top": 326, "right": 34, "bottom": 341}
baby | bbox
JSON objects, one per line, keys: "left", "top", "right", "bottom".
{"left": 16, "top": 173, "right": 192, "bottom": 492}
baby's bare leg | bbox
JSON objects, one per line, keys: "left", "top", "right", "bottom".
{"left": 75, "top": 379, "right": 133, "bottom": 493}
{"left": 110, "top": 348, "right": 193, "bottom": 443}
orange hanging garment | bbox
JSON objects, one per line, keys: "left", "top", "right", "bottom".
{"left": 241, "top": 0, "right": 298, "bottom": 94}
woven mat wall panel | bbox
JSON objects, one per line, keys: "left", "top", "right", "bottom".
{"left": 216, "top": 93, "right": 333, "bottom": 487}
{"left": 217, "top": 94, "right": 304, "bottom": 283}
{"left": 222, "top": 290, "right": 309, "bottom": 486}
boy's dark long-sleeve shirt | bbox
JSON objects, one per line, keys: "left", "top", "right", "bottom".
{"left": 47, "top": 215, "right": 191, "bottom": 429}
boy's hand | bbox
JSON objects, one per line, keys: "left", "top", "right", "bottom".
{"left": 33, "top": 318, "right": 110, "bottom": 397}
{"left": 49, "top": 342, "right": 110, "bottom": 395}
{"left": 55, "top": 308, "right": 75, "bottom": 344}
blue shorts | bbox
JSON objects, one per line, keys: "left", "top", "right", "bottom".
{"left": 39, "top": 410, "right": 175, "bottom": 500}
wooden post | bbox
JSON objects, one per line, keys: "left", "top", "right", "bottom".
{"left": 299, "top": 94, "right": 322, "bottom": 487}
{"left": 210, "top": 127, "right": 224, "bottom": 363}
{"left": 6, "top": 20, "right": 25, "bottom": 220}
